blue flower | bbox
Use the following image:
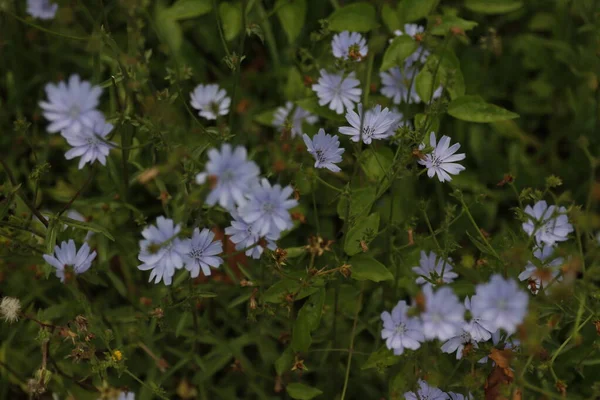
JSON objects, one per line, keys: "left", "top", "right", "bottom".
{"left": 238, "top": 179, "right": 298, "bottom": 238}
{"left": 338, "top": 104, "right": 397, "bottom": 144}
{"left": 224, "top": 212, "right": 277, "bottom": 259}
{"left": 380, "top": 300, "right": 424, "bottom": 355}
{"left": 418, "top": 132, "right": 466, "bottom": 182}
{"left": 196, "top": 144, "right": 260, "bottom": 211}
{"left": 43, "top": 240, "right": 96, "bottom": 282}
{"left": 302, "top": 128, "right": 345, "bottom": 172}
{"left": 39, "top": 74, "right": 103, "bottom": 134}
{"left": 180, "top": 228, "right": 223, "bottom": 278}
{"left": 27, "top": 0, "right": 58, "bottom": 20}
{"left": 471, "top": 274, "right": 529, "bottom": 335}
{"left": 190, "top": 84, "right": 231, "bottom": 120}
{"left": 403, "top": 380, "right": 447, "bottom": 400}
{"left": 421, "top": 285, "right": 465, "bottom": 341}
{"left": 441, "top": 330, "right": 478, "bottom": 360}
{"left": 137, "top": 217, "right": 185, "bottom": 285}
{"left": 412, "top": 250, "right": 458, "bottom": 287}
{"left": 62, "top": 114, "right": 115, "bottom": 169}
{"left": 518, "top": 244, "right": 564, "bottom": 294}
{"left": 273, "top": 102, "right": 318, "bottom": 138}
{"left": 331, "top": 31, "right": 368, "bottom": 61}
{"left": 522, "top": 200, "right": 573, "bottom": 246}
{"left": 390, "top": 24, "right": 430, "bottom": 66}
{"left": 312, "top": 70, "right": 362, "bottom": 115}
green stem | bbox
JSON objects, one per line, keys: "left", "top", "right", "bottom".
{"left": 0, "top": 160, "right": 48, "bottom": 228}
{"left": 315, "top": 175, "right": 344, "bottom": 193}
{"left": 457, "top": 193, "right": 502, "bottom": 262}
{"left": 340, "top": 284, "right": 364, "bottom": 400}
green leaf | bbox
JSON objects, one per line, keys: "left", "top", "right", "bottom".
{"left": 155, "top": 4, "right": 183, "bottom": 53}
{"left": 263, "top": 279, "right": 300, "bottom": 303}
{"left": 465, "top": 0, "right": 523, "bottom": 14}
{"left": 165, "top": 0, "right": 212, "bottom": 20}
{"left": 381, "top": 36, "right": 419, "bottom": 71}
{"left": 45, "top": 218, "right": 59, "bottom": 254}
{"left": 285, "top": 246, "right": 306, "bottom": 259}
{"left": 275, "top": 347, "right": 294, "bottom": 376}
{"left": 328, "top": 2, "right": 378, "bottom": 33}
{"left": 285, "top": 67, "right": 305, "bottom": 101}
{"left": 254, "top": 108, "right": 277, "bottom": 126}
{"left": 286, "top": 383, "right": 323, "bottom": 399}
{"left": 296, "top": 97, "right": 346, "bottom": 122}
{"left": 362, "top": 345, "right": 401, "bottom": 370}
{"left": 399, "top": 0, "right": 438, "bottom": 23}
{"left": 415, "top": 50, "right": 465, "bottom": 101}
{"left": 276, "top": 0, "right": 307, "bottom": 43}
{"left": 291, "top": 289, "right": 325, "bottom": 352}
{"left": 447, "top": 95, "right": 519, "bottom": 123}
{"left": 349, "top": 254, "right": 393, "bottom": 282}
{"left": 344, "top": 213, "right": 380, "bottom": 256}
{"left": 59, "top": 216, "right": 115, "bottom": 241}
{"left": 428, "top": 15, "right": 478, "bottom": 35}
{"left": 381, "top": 4, "right": 401, "bottom": 32}
{"left": 337, "top": 187, "right": 376, "bottom": 220}
{"left": 360, "top": 147, "right": 394, "bottom": 183}
{"left": 219, "top": 1, "right": 242, "bottom": 41}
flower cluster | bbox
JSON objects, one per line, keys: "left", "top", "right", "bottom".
{"left": 39, "top": 74, "right": 114, "bottom": 169}
{"left": 403, "top": 379, "right": 472, "bottom": 400}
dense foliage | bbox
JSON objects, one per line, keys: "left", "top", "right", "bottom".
{"left": 1, "top": 0, "right": 600, "bottom": 399}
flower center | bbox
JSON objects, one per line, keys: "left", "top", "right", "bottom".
{"left": 429, "top": 154, "right": 443, "bottom": 168}
{"left": 189, "top": 248, "right": 204, "bottom": 260}
{"left": 431, "top": 313, "right": 442, "bottom": 323}
{"left": 85, "top": 135, "right": 100, "bottom": 145}
{"left": 361, "top": 125, "right": 375, "bottom": 139}
{"left": 395, "top": 323, "right": 407, "bottom": 335}
{"left": 497, "top": 299, "right": 507, "bottom": 311}
{"left": 221, "top": 169, "right": 235, "bottom": 182}
{"left": 263, "top": 203, "right": 275, "bottom": 213}
{"left": 315, "top": 149, "right": 326, "bottom": 163}
{"left": 69, "top": 105, "right": 81, "bottom": 118}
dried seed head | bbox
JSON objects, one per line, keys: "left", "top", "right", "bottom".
{"left": 0, "top": 297, "right": 21, "bottom": 323}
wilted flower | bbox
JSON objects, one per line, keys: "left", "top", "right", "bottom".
{"left": 238, "top": 178, "right": 299, "bottom": 238}
{"left": 39, "top": 74, "right": 103, "bottom": 134}
{"left": 180, "top": 228, "right": 224, "bottom": 278}
{"left": 331, "top": 31, "right": 368, "bottom": 61}
{"left": 27, "top": 0, "right": 58, "bottom": 20}
{"left": 403, "top": 380, "right": 447, "bottom": 400}
{"left": 421, "top": 285, "right": 465, "bottom": 341}
{"left": 338, "top": 104, "right": 397, "bottom": 144}
{"left": 225, "top": 212, "right": 277, "bottom": 259}
{"left": 43, "top": 240, "right": 97, "bottom": 282}
{"left": 302, "top": 128, "right": 345, "bottom": 172}
{"left": 190, "top": 84, "right": 231, "bottom": 120}
{"left": 441, "top": 330, "right": 478, "bottom": 359}
{"left": 62, "top": 115, "right": 115, "bottom": 169}
{"left": 412, "top": 250, "right": 458, "bottom": 286}
{"left": 273, "top": 102, "right": 317, "bottom": 138}
{"left": 418, "top": 132, "right": 466, "bottom": 183}
{"left": 522, "top": 201, "right": 573, "bottom": 246}
{"left": 518, "top": 245, "right": 564, "bottom": 294}
{"left": 0, "top": 297, "right": 21, "bottom": 323}
{"left": 137, "top": 217, "right": 185, "bottom": 285}
{"left": 312, "top": 70, "right": 361, "bottom": 115}
{"left": 195, "top": 144, "right": 260, "bottom": 211}
{"left": 380, "top": 300, "right": 424, "bottom": 355}
{"left": 471, "top": 274, "right": 529, "bottom": 335}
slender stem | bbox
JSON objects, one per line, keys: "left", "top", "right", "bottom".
{"left": 340, "top": 284, "right": 364, "bottom": 400}
{"left": 1, "top": 160, "right": 48, "bottom": 228}
{"left": 5, "top": 11, "right": 88, "bottom": 40}
{"left": 213, "top": 0, "right": 232, "bottom": 57}
{"left": 58, "top": 167, "right": 97, "bottom": 216}
{"left": 0, "top": 221, "right": 45, "bottom": 238}
{"left": 228, "top": 0, "right": 248, "bottom": 130}
{"left": 457, "top": 194, "right": 502, "bottom": 262}
{"left": 315, "top": 175, "right": 344, "bottom": 193}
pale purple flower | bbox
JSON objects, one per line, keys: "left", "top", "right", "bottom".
{"left": 390, "top": 24, "right": 430, "bottom": 65}
{"left": 463, "top": 296, "right": 492, "bottom": 342}
{"left": 338, "top": 104, "right": 397, "bottom": 144}
{"left": 62, "top": 115, "right": 115, "bottom": 169}
{"left": 273, "top": 102, "right": 318, "bottom": 138}
{"left": 64, "top": 210, "right": 94, "bottom": 241}
{"left": 27, "top": 0, "right": 58, "bottom": 20}
{"left": 302, "top": 128, "right": 345, "bottom": 172}
{"left": 43, "top": 240, "right": 96, "bottom": 282}
{"left": 331, "top": 31, "right": 368, "bottom": 61}
{"left": 447, "top": 393, "right": 473, "bottom": 400}
{"left": 225, "top": 212, "right": 277, "bottom": 259}
{"left": 39, "top": 74, "right": 103, "bottom": 134}
{"left": 441, "top": 330, "right": 478, "bottom": 359}
{"left": 418, "top": 132, "right": 466, "bottom": 182}
{"left": 117, "top": 393, "right": 135, "bottom": 400}
{"left": 238, "top": 179, "right": 298, "bottom": 238}
{"left": 403, "top": 380, "right": 447, "bottom": 400}
{"left": 380, "top": 300, "right": 424, "bottom": 355}
{"left": 312, "top": 70, "right": 362, "bottom": 115}
{"left": 471, "top": 274, "right": 529, "bottom": 335}
{"left": 137, "top": 217, "right": 185, "bottom": 285}
{"left": 518, "top": 245, "right": 564, "bottom": 294}
{"left": 190, "top": 84, "right": 231, "bottom": 120}
{"left": 412, "top": 250, "right": 458, "bottom": 286}
{"left": 195, "top": 144, "right": 260, "bottom": 211}
{"left": 180, "top": 228, "right": 223, "bottom": 278}
{"left": 383, "top": 108, "right": 411, "bottom": 139}
{"left": 421, "top": 285, "right": 465, "bottom": 341}
{"left": 522, "top": 201, "right": 573, "bottom": 246}
{"left": 380, "top": 66, "right": 442, "bottom": 104}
